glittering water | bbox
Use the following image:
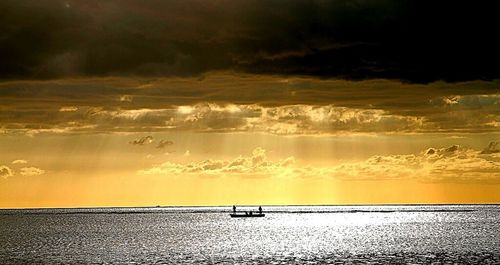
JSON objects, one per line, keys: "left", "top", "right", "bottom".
{"left": 0, "top": 205, "right": 498, "bottom": 264}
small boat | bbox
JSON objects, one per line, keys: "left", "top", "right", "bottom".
{"left": 230, "top": 206, "right": 265, "bottom": 218}
{"left": 230, "top": 213, "right": 265, "bottom": 218}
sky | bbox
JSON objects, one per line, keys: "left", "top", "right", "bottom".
{"left": 0, "top": 0, "right": 499, "bottom": 208}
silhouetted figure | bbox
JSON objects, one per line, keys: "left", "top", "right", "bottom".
{"left": 233, "top": 205, "right": 236, "bottom": 213}
{"left": 249, "top": 211, "right": 253, "bottom": 216}
{"left": 258, "top": 206, "right": 262, "bottom": 214}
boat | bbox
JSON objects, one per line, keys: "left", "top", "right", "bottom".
{"left": 230, "top": 206, "right": 265, "bottom": 218}
{"left": 230, "top": 213, "right": 265, "bottom": 218}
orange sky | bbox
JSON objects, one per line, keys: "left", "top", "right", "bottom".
{"left": 1, "top": 172, "right": 498, "bottom": 208}
{"left": 1, "top": 128, "right": 499, "bottom": 208}
{"left": 0, "top": 76, "right": 499, "bottom": 208}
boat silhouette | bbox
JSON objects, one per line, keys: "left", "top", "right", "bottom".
{"left": 230, "top": 212, "right": 265, "bottom": 218}
{"left": 230, "top": 206, "right": 265, "bottom": 217}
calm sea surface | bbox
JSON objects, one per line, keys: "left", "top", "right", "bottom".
{"left": 0, "top": 205, "right": 498, "bottom": 264}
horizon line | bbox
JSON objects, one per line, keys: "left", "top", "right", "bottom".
{"left": 1, "top": 203, "right": 499, "bottom": 211}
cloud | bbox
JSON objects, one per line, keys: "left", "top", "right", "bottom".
{"left": 156, "top": 139, "right": 173, "bottom": 149}
{"left": 20, "top": 167, "right": 45, "bottom": 176}
{"left": 119, "top": 95, "right": 133, "bottom": 102}
{"left": 481, "top": 142, "right": 499, "bottom": 154}
{"left": 333, "top": 145, "right": 500, "bottom": 183}
{"left": 59, "top": 106, "right": 79, "bottom": 112}
{"left": 111, "top": 103, "right": 424, "bottom": 135}
{"left": 0, "top": 76, "right": 498, "bottom": 135}
{"left": 1, "top": 1, "right": 500, "bottom": 82}
{"left": 140, "top": 147, "right": 294, "bottom": 178}
{"left": 129, "top": 135, "right": 154, "bottom": 145}
{"left": 11, "top": 159, "right": 28, "bottom": 164}
{"left": 0, "top": 166, "right": 13, "bottom": 179}
{"left": 241, "top": 104, "right": 424, "bottom": 134}
{"left": 1, "top": 98, "right": 498, "bottom": 135}
{"left": 139, "top": 144, "right": 500, "bottom": 183}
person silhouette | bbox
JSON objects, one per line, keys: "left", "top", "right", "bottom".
{"left": 258, "top": 206, "right": 262, "bottom": 214}
{"left": 232, "top": 205, "right": 236, "bottom": 213}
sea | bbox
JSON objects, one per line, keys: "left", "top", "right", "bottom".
{"left": 0, "top": 205, "right": 498, "bottom": 264}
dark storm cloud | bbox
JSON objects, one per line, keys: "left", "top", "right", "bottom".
{"left": 1, "top": 0, "right": 499, "bottom": 82}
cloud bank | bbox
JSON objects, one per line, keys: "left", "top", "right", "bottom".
{"left": 2, "top": 99, "right": 497, "bottom": 136}
{"left": 333, "top": 144, "right": 500, "bottom": 183}
{"left": 139, "top": 147, "right": 295, "bottom": 178}
{"left": 0, "top": 75, "right": 497, "bottom": 135}
{"left": 1, "top": 1, "right": 499, "bottom": 83}
{"left": 139, "top": 144, "right": 500, "bottom": 183}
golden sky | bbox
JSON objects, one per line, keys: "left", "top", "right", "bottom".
{"left": 0, "top": 75, "right": 498, "bottom": 207}
{"left": 0, "top": 1, "right": 499, "bottom": 207}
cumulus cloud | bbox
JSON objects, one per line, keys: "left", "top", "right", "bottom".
{"left": 140, "top": 147, "right": 294, "bottom": 178}
{"left": 12, "top": 159, "right": 28, "bottom": 164}
{"left": 139, "top": 144, "right": 500, "bottom": 183}
{"left": 333, "top": 145, "right": 500, "bottom": 183}
{"left": 129, "top": 135, "right": 154, "bottom": 145}
{"left": 20, "top": 167, "right": 45, "bottom": 176}
{"left": 0, "top": 166, "right": 13, "bottom": 179}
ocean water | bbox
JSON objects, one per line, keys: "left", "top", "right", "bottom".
{"left": 0, "top": 205, "right": 498, "bottom": 264}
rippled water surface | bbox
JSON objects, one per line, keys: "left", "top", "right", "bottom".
{"left": 0, "top": 205, "right": 499, "bottom": 264}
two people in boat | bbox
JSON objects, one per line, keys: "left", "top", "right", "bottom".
{"left": 232, "top": 205, "right": 262, "bottom": 215}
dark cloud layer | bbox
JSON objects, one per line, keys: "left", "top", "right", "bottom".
{"left": 1, "top": 0, "right": 499, "bottom": 82}
{"left": 0, "top": 76, "right": 498, "bottom": 135}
